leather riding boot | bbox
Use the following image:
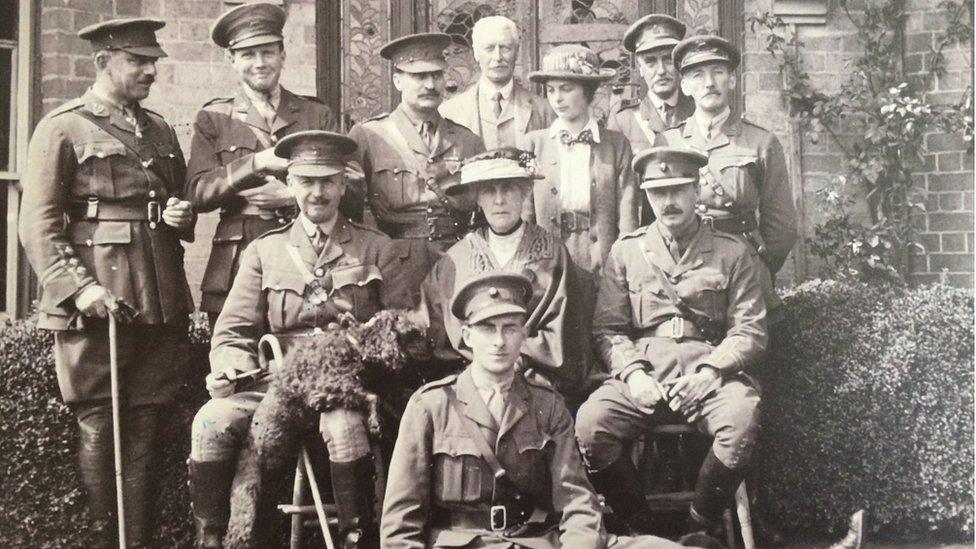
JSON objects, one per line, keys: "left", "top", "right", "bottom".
{"left": 691, "top": 448, "right": 741, "bottom": 530}
{"left": 587, "top": 455, "right": 654, "bottom": 535}
{"left": 188, "top": 459, "right": 237, "bottom": 548}
{"left": 118, "top": 406, "right": 162, "bottom": 547}
{"left": 330, "top": 456, "right": 379, "bottom": 548}
{"left": 77, "top": 407, "right": 117, "bottom": 548}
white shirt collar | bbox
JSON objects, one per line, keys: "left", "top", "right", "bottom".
{"left": 298, "top": 214, "right": 338, "bottom": 239}
{"left": 548, "top": 115, "right": 601, "bottom": 143}
{"left": 242, "top": 84, "right": 282, "bottom": 109}
{"left": 695, "top": 107, "right": 732, "bottom": 138}
{"left": 479, "top": 77, "right": 515, "bottom": 101}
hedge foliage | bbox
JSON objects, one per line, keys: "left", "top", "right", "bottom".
{"left": 0, "top": 317, "right": 210, "bottom": 547}
{"left": 759, "top": 280, "right": 974, "bottom": 540}
{"left": 1, "top": 280, "right": 972, "bottom": 545}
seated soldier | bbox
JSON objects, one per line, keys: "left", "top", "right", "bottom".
{"left": 422, "top": 148, "right": 603, "bottom": 407}
{"left": 382, "top": 271, "right": 698, "bottom": 548}
{"left": 188, "top": 130, "right": 392, "bottom": 548}
{"left": 575, "top": 147, "right": 767, "bottom": 545}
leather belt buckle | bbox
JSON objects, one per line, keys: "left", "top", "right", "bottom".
{"left": 85, "top": 196, "right": 99, "bottom": 219}
{"left": 700, "top": 214, "right": 714, "bottom": 228}
{"left": 490, "top": 505, "right": 507, "bottom": 532}
{"left": 669, "top": 316, "right": 685, "bottom": 339}
{"left": 147, "top": 200, "right": 162, "bottom": 227}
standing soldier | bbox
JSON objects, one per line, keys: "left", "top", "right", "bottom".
{"left": 186, "top": 1, "right": 337, "bottom": 325}
{"left": 18, "top": 19, "right": 195, "bottom": 547}
{"left": 348, "top": 32, "right": 485, "bottom": 300}
{"left": 575, "top": 147, "right": 767, "bottom": 545}
{"left": 660, "top": 35, "right": 798, "bottom": 317}
{"left": 609, "top": 14, "right": 695, "bottom": 153}
{"left": 439, "top": 16, "right": 552, "bottom": 149}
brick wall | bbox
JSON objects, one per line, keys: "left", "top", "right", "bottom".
{"left": 37, "top": 0, "right": 318, "bottom": 303}
{"left": 741, "top": 0, "right": 973, "bottom": 287}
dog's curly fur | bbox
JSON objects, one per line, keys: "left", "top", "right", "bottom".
{"left": 223, "top": 310, "right": 430, "bottom": 548}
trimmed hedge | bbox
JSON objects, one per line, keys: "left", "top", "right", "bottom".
{"left": 0, "top": 317, "right": 210, "bottom": 547}
{"left": 1, "top": 280, "right": 972, "bottom": 545}
{"left": 758, "top": 280, "right": 974, "bottom": 540}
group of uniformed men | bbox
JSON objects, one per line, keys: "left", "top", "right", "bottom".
{"left": 18, "top": 2, "right": 816, "bottom": 548}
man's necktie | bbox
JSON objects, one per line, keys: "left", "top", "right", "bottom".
{"left": 559, "top": 129, "right": 595, "bottom": 146}
{"left": 663, "top": 103, "right": 676, "bottom": 128}
{"left": 420, "top": 120, "right": 435, "bottom": 150}
{"left": 486, "top": 386, "right": 506, "bottom": 425}
{"left": 311, "top": 227, "right": 327, "bottom": 256}
{"left": 666, "top": 236, "right": 685, "bottom": 262}
{"left": 491, "top": 91, "right": 503, "bottom": 120}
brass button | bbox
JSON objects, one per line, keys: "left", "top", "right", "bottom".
{"left": 229, "top": 145, "right": 238, "bottom": 152}
{"left": 314, "top": 268, "right": 325, "bottom": 277}
{"left": 148, "top": 190, "right": 156, "bottom": 198}
{"left": 85, "top": 239, "right": 93, "bottom": 246}
{"left": 97, "top": 152, "right": 106, "bottom": 158}
{"left": 149, "top": 222, "right": 157, "bottom": 229}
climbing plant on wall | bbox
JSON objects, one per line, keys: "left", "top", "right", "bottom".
{"left": 749, "top": 0, "right": 972, "bottom": 282}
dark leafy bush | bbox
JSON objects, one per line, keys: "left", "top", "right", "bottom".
{"left": 759, "top": 280, "right": 974, "bottom": 540}
{"left": 0, "top": 316, "right": 211, "bottom": 547}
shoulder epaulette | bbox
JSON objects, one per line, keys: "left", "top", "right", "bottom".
{"left": 522, "top": 372, "right": 557, "bottom": 392}
{"left": 141, "top": 106, "right": 166, "bottom": 123}
{"left": 299, "top": 94, "right": 326, "bottom": 105}
{"left": 48, "top": 98, "right": 85, "bottom": 118}
{"left": 346, "top": 219, "right": 386, "bottom": 237}
{"left": 203, "top": 96, "right": 234, "bottom": 108}
{"left": 418, "top": 374, "right": 458, "bottom": 392}
{"left": 257, "top": 220, "right": 294, "bottom": 238}
{"left": 619, "top": 225, "right": 650, "bottom": 240}
{"left": 363, "top": 112, "right": 389, "bottom": 123}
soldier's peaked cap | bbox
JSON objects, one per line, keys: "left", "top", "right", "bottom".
{"left": 634, "top": 146, "right": 708, "bottom": 189}
{"left": 211, "top": 2, "right": 286, "bottom": 50}
{"left": 380, "top": 33, "right": 451, "bottom": 73}
{"left": 274, "top": 130, "right": 357, "bottom": 178}
{"left": 623, "top": 14, "right": 687, "bottom": 54}
{"left": 673, "top": 34, "right": 740, "bottom": 72}
{"left": 78, "top": 18, "right": 167, "bottom": 58}
{"left": 451, "top": 272, "right": 533, "bottom": 325}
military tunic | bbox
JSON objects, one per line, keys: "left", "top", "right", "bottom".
{"left": 575, "top": 222, "right": 766, "bottom": 472}
{"left": 660, "top": 116, "right": 797, "bottom": 277}
{"left": 191, "top": 217, "right": 393, "bottom": 461}
{"left": 19, "top": 89, "right": 194, "bottom": 405}
{"left": 422, "top": 223, "right": 603, "bottom": 402}
{"left": 607, "top": 93, "right": 694, "bottom": 154}
{"left": 185, "top": 87, "right": 337, "bottom": 315}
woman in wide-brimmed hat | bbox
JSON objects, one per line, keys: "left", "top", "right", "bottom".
{"left": 523, "top": 44, "right": 639, "bottom": 281}
{"left": 523, "top": 44, "right": 640, "bottom": 354}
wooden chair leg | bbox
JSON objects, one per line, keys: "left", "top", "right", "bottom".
{"left": 735, "top": 481, "right": 755, "bottom": 549}
{"left": 302, "top": 446, "right": 337, "bottom": 549}
{"left": 290, "top": 456, "right": 307, "bottom": 549}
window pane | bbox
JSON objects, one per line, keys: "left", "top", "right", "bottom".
{"left": 0, "top": 48, "right": 10, "bottom": 172}
{"left": 0, "top": 2, "right": 15, "bottom": 41}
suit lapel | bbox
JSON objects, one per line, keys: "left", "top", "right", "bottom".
{"left": 456, "top": 369, "right": 499, "bottom": 433}
{"left": 641, "top": 100, "right": 667, "bottom": 134}
{"left": 270, "top": 88, "right": 299, "bottom": 136}
{"left": 289, "top": 221, "right": 319, "bottom": 268}
{"left": 315, "top": 217, "right": 349, "bottom": 268}
{"left": 496, "top": 375, "right": 529, "bottom": 442}
{"left": 682, "top": 118, "right": 708, "bottom": 151}
{"left": 390, "top": 107, "right": 430, "bottom": 156}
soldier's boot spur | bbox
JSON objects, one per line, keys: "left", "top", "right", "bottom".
{"left": 588, "top": 455, "right": 656, "bottom": 536}
{"left": 188, "top": 459, "right": 236, "bottom": 548}
{"left": 330, "top": 455, "right": 380, "bottom": 549}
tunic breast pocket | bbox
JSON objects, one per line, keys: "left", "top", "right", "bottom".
{"left": 214, "top": 137, "right": 258, "bottom": 166}
{"left": 372, "top": 160, "right": 419, "bottom": 207}
{"left": 510, "top": 432, "right": 551, "bottom": 494}
{"left": 709, "top": 155, "right": 759, "bottom": 209}
{"left": 432, "top": 435, "right": 486, "bottom": 504}
{"left": 331, "top": 263, "right": 383, "bottom": 322}
{"left": 262, "top": 269, "right": 307, "bottom": 330}
{"left": 628, "top": 277, "right": 666, "bottom": 327}
{"left": 74, "top": 141, "right": 128, "bottom": 197}
{"left": 682, "top": 272, "right": 728, "bottom": 321}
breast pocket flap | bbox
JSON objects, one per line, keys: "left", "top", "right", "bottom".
{"left": 262, "top": 270, "right": 306, "bottom": 294}
{"left": 74, "top": 141, "right": 127, "bottom": 163}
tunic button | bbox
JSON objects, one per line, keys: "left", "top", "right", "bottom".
{"left": 393, "top": 168, "right": 400, "bottom": 174}
{"left": 714, "top": 187, "right": 725, "bottom": 196}
{"left": 229, "top": 145, "right": 238, "bottom": 152}
{"left": 275, "top": 284, "right": 281, "bottom": 290}
{"left": 148, "top": 190, "right": 156, "bottom": 198}
{"left": 97, "top": 152, "right": 106, "bottom": 158}
{"left": 314, "top": 268, "right": 325, "bottom": 277}
{"left": 550, "top": 188, "right": 558, "bottom": 195}
{"left": 149, "top": 221, "right": 157, "bottom": 229}
{"left": 270, "top": 136, "right": 277, "bottom": 143}
{"left": 278, "top": 218, "right": 287, "bottom": 224}
{"left": 85, "top": 239, "right": 93, "bottom": 246}
{"left": 590, "top": 233, "right": 598, "bottom": 243}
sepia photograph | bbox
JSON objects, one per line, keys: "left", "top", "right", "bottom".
{"left": 0, "top": 0, "right": 972, "bottom": 547}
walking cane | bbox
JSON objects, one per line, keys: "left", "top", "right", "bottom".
{"left": 108, "top": 301, "right": 137, "bottom": 548}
